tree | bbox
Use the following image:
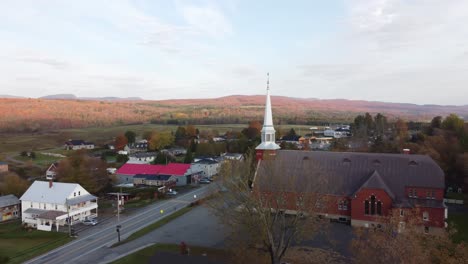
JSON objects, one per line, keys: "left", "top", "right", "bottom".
{"left": 186, "top": 125, "right": 197, "bottom": 138}
{"left": 56, "top": 150, "right": 109, "bottom": 194}
{"left": 0, "top": 172, "right": 30, "bottom": 197}
{"left": 394, "top": 119, "right": 408, "bottom": 144}
{"left": 442, "top": 114, "right": 464, "bottom": 136}
{"left": 124, "top": 130, "right": 136, "bottom": 144}
{"left": 153, "top": 152, "right": 175, "bottom": 165}
{"left": 184, "top": 150, "right": 193, "bottom": 164}
{"left": 374, "top": 113, "right": 388, "bottom": 137}
{"left": 148, "top": 131, "right": 174, "bottom": 151}
{"left": 286, "top": 128, "right": 297, "bottom": 137}
{"left": 242, "top": 121, "right": 262, "bottom": 140}
{"left": 209, "top": 153, "right": 328, "bottom": 264}
{"left": 115, "top": 134, "right": 128, "bottom": 150}
{"left": 431, "top": 116, "right": 443, "bottom": 129}
{"left": 352, "top": 210, "right": 468, "bottom": 264}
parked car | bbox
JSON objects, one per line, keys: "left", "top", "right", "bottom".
{"left": 199, "top": 178, "right": 211, "bottom": 184}
{"left": 82, "top": 219, "right": 98, "bottom": 226}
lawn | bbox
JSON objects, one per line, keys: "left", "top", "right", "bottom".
{"left": 111, "top": 243, "right": 228, "bottom": 264}
{"left": 112, "top": 207, "right": 193, "bottom": 247}
{"left": 0, "top": 221, "right": 73, "bottom": 264}
{"left": 448, "top": 212, "right": 468, "bottom": 243}
{"left": 13, "top": 153, "right": 62, "bottom": 168}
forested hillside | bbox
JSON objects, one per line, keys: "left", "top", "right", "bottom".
{"left": 0, "top": 96, "right": 467, "bottom": 133}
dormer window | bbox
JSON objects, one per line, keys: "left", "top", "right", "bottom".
{"left": 74, "top": 192, "right": 76, "bottom": 197}
{"left": 78, "top": 191, "right": 80, "bottom": 196}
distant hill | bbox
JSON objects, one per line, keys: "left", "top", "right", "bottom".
{"left": 0, "top": 94, "right": 26, "bottom": 99}
{"left": 0, "top": 95, "right": 466, "bottom": 133}
{"left": 39, "top": 94, "right": 142, "bottom": 101}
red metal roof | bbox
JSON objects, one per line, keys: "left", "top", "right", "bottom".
{"left": 116, "top": 163, "right": 191, "bottom": 177}
{"left": 159, "top": 163, "right": 191, "bottom": 176}
{"left": 116, "top": 164, "right": 163, "bottom": 175}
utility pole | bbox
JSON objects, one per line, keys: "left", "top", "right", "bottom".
{"left": 117, "top": 192, "right": 120, "bottom": 224}
{"left": 66, "top": 198, "right": 71, "bottom": 237}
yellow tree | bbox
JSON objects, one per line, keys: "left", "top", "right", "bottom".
{"left": 0, "top": 172, "right": 30, "bottom": 197}
{"left": 149, "top": 131, "right": 174, "bottom": 151}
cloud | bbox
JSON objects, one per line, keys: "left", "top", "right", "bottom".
{"left": 18, "top": 57, "right": 69, "bottom": 70}
{"left": 179, "top": 4, "right": 233, "bottom": 37}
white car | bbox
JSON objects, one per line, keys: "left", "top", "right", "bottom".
{"left": 167, "top": 190, "right": 178, "bottom": 196}
{"left": 82, "top": 219, "right": 98, "bottom": 226}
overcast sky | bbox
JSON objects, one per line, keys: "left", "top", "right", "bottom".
{"left": 0, "top": 0, "right": 467, "bottom": 105}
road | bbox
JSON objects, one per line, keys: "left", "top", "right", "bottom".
{"left": 24, "top": 184, "right": 218, "bottom": 264}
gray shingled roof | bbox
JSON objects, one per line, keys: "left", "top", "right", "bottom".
{"left": 256, "top": 150, "right": 445, "bottom": 203}
{"left": 0, "top": 195, "right": 20, "bottom": 208}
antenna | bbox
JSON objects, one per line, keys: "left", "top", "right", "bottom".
{"left": 267, "top": 72, "right": 270, "bottom": 90}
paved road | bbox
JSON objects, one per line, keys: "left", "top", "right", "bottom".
{"left": 25, "top": 184, "right": 218, "bottom": 264}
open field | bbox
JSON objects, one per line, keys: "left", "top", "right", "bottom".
{"left": 0, "top": 220, "right": 73, "bottom": 264}
{"left": 0, "top": 123, "right": 314, "bottom": 155}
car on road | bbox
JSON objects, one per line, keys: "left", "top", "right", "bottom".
{"left": 82, "top": 219, "right": 98, "bottom": 226}
{"left": 199, "top": 178, "right": 211, "bottom": 184}
{"left": 167, "top": 190, "right": 178, "bottom": 195}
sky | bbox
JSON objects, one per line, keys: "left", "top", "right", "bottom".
{"left": 0, "top": 0, "right": 467, "bottom": 105}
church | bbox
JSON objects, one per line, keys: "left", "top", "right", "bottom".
{"left": 253, "top": 76, "right": 447, "bottom": 234}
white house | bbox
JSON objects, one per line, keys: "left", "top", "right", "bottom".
{"left": 190, "top": 158, "right": 220, "bottom": 179}
{"left": 127, "top": 152, "right": 157, "bottom": 164}
{"left": 64, "top": 140, "right": 95, "bottom": 150}
{"left": 46, "top": 163, "right": 58, "bottom": 180}
{"left": 222, "top": 153, "right": 244, "bottom": 161}
{"left": 20, "top": 181, "right": 98, "bottom": 232}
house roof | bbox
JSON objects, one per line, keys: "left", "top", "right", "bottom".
{"left": 67, "top": 194, "right": 97, "bottom": 205}
{"left": 129, "top": 152, "right": 157, "bottom": 158}
{"left": 354, "top": 170, "right": 396, "bottom": 199}
{"left": 255, "top": 150, "right": 445, "bottom": 203}
{"left": 116, "top": 163, "right": 190, "bottom": 176}
{"left": 20, "top": 181, "right": 90, "bottom": 205}
{"left": 134, "top": 174, "right": 172, "bottom": 181}
{"left": 160, "top": 163, "right": 191, "bottom": 176}
{"left": 37, "top": 210, "right": 67, "bottom": 220}
{"left": 0, "top": 195, "right": 20, "bottom": 208}
{"left": 116, "top": 164, "right": 164, "bottom": 175}
{"left": 194, "top": 159, "right": 219, "bottom": 165}
{"left": 65, "top": 140, "right": 94, "bottom": 146}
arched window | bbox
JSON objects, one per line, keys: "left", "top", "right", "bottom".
{"left": 365, "top": 200, "right": 369, "bottom": 215}
{"left": 370, "top": 195, "right": 376, "bottom": 215}
{"left": 377, "top": 201, "right": 382, "bottom": 215}
{"left": 423, "top": 211, "right": 429, "bottom": 221}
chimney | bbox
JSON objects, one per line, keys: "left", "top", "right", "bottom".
{"left": 49, "top": 180, "right": 53, "bottom": 188}
{"left": 403, "top": 148, "right": 410, "bottom": 155}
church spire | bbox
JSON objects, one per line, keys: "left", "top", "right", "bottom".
{"left": 255, "top": 73, "right": 280, "bottom": 156}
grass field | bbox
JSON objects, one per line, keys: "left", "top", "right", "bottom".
{"left": 0, "top": 221, "right": 73, "bottom": 264}
{"left": 111, "top": 243, "right": 228, "bottom": 264}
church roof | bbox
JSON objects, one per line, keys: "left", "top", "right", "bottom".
{"left": 255, "top": 150, "right": 444, "bottom": 203}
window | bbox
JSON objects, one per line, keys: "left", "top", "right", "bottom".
{"left": 78, "top": 191, "right": 80, "bottom": 195}
{"left": 74, "top": 192, "right": 76, "bottom": 197}
{"left": 55, "top": 204, "right": 58, "bottom": 210}
{"left": 377, "top": 201, "right": 382, "bottom": 215}
{"left": 370, "top": 196, "right": 376, "bottom": 215}
{"left": 365, "top": 195, "right": 382, "bottom": 216}
{"left": 296, "top": 196, "right": 304, "bottom": 208}
{"left": 338, "top": 200, "right": 348, "bottom": 210}
{"left": 426, "top": 191, "right": 430, "bottom": 199}
{"left": 30, "top": 202, "right": 33, "bottom": 208}
{"left": 431, "top": 190, "right": 435, "bottom": 199}
{"left": 400, "top": 209, "right": 404, "bottom": 217}
{"left": 423, "top": 211, "right": 429, "bottom": 221}
{"left": 43, "top": 203, "right": 46, "bottom": 209}
{"left": 424, "top": 226, "right": 429, "bottom": 234}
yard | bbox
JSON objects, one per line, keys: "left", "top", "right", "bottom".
{"left": 0, "top": 220, "right": 73, "bottom": 264}
{"left": 111, "top": 243, "right": 228, "bottom": 264}
{"left": 448, "top": 212, "right": 468, "bottom": 243}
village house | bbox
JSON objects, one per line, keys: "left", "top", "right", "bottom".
{"left": 0, "top": 195, "right": 20, "bottom": 222}
{"left": 115, "top": 163, "right": 202, "bottom": 186}
{"left": 222, "top": 153, "right": 244, "bottom": 161}
{"left": 64, "top": 140, "right": 95, "bottom": 150}
{"left": 253, "top": 82, "right": 447, "bottom": 235}
{"left": 0, "top": 161, "right": 8, "bottom": 173}
{"left": 20, "top": 181, "right": 98, "bottom": 232}
{"left": 133, "top": 174, "right": 177, "bottom": 188}
{"left": 190, "top": 158, "right": 221, "bottom": 179}
{"left": 46, "top": 162, "right": 59, "bottom": 180}
{"left": 127, "top": 152, "right": 157, "bottom": 164}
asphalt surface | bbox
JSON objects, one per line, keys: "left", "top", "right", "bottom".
{"left": 24, "top": 184, "right": 218, "bottom": 264}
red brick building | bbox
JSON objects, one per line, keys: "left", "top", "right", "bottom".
{"left": 254, "top": 80, "right": 446, "bottom": 234}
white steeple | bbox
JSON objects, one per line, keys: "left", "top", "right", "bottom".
{"left": 256, "top": 73, "right": 280, "bottom": 151}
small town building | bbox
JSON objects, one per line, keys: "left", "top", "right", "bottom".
{"left": 191, "top": 158, "right": 221, "bottom": 179}
{"left": 127, "top": 152, "right": 157, "bottom": 164}
{"left": 46, "top": 162, "right": 59, "bottom": 180}
{"left": 64, "top": 140, "right": 95, "bottom": 150}
{"left": 115, "top": 163, "right": 202, "bottom": 186}
{"left": 20, "top": 181, "right": 98, "bottom": 232}
{"left": 222, "top": 153, "right": 244, "bottom": 161}
{"left": 133, "top": 174, "right": 176, "bottom": 187}
{"left": 0, "top": 161, "right": 8, "bottom": 173}
{"left": 0, "top": 195, "right": 20, "bottom": 222}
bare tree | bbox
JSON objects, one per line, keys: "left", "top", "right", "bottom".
{"left": 351, "top": 209, "right": 468, "bottom": 264}
{"left": 209, "top": 152, "right": 331, "bottom": 264}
